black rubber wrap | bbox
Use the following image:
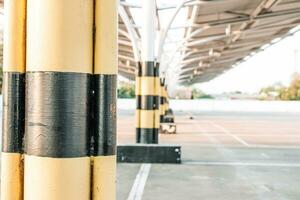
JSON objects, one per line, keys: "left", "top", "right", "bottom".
{"left": 25, "top": 72, "right": 92, "bottom": 158}
{"left": 136, "top": 95, "right": 159, "bottom": 110}
{"left": 138, "top": 62, "right": 159, "bottom": 77}
{"left": 160, "top": 97, "right": 166, "bottom": 105}
{"left": 2, "top": 72, "right": 25, "bottom": 153}
{"left": 160, "top": 115, "right": 165, "bottom": 122}
{"left": 93, "top": 74, "right": 117, "bottom": 156}
{"left": 160, "top": 78, "right": 165, "bottom": 87}
{"left": 155, "top": 63, "right": 160, "bottom": 77}
{"left": 136, "top": 128, "right": 159, "bottom": 144}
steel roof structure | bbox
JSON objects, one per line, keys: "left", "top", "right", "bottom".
{"left": 1, "top": 0, "right": 300, "bottom": 85}
{"left": 118, "top": 0, "right": 300, "bottom": 85}
{"left": 118, "top": 4, "right": 138, "bottom": 80}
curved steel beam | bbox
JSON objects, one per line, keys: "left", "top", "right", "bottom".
{"left": 156, "top": 0, "right": 196, "bottom": 63}
{"left": 118, "top": 5, "right": 141, "bottom": 61}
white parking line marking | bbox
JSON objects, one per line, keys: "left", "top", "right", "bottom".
{"left": 206, "top": 121, "right": 250, "bottom": 147}
{"left": 127, "top": 164, "right": 152, "bottom": 200}
{"left": 177, "top": 143, "right": 300, "bottom": 149}
{"left": 183, "top": 161, "right": 300, "bottom": 167}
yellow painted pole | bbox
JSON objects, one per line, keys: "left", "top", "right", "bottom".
{"left": 159, "top": 78, "right": 166, "bottom": 123}
{"left": 24, "top": 0, "right": 93, "bottom": 199}
{"left": 136, "top": 64, "right": 160, "bottom": 143}
{"left": 93, "top": 0, "right": 118, "bottom": 199}
{"left": 164, "top": 86, "right": 170, "bottom": 112}
{"left": 1, "top": 1, "right": 26, "bottom": 199}
{"left": 136, "top": 0, "right": 160, "bottom": 144}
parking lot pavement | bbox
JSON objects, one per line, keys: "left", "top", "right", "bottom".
{"left": 117, "top": 112, "right": 300, "bottom": 200}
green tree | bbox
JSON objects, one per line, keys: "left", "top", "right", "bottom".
{"left": 277, "top": 73, "right": 300, "bottom": 101}
{"left": 117, "top": 82, "right": 135, "bottom": 98}
{"left": 192, "top": 88, "right": 213, "bottom": 99}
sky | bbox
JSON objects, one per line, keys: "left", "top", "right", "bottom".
{"left": 197, "top": 29, "right": 300, "bottom": 94}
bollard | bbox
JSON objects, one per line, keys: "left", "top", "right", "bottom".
{"left": 1, "top": 1, "right": 26, "bottom": 199}
{"left": 93, "top": 0, "right": 117, "bottom": 199}
{"left": 24, "top": 0, "right": 93, "bottom": 199}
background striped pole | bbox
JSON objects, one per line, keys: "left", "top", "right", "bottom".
{"left": 164, "top": 85, "right": 170, "bottom": 113}
{"left": 160, "top": 78, "right": 166, "bottom": 123}
{"left": 93, "top": 0, "right": 117, "bottom": 199}
{"left": 136, "top": 0, "right": 160, "bottom": 144}
{"left": 1, "top": 1, "right": 26, "bottom": 199}
{"left": 24, "top": 0, "right": 93, "bottom": 199}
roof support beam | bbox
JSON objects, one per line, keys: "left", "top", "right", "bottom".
{"left": 119, "top": 5, "right": 141, "bottom": 61}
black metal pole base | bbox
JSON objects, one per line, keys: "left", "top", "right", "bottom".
{"left": 117, "top": 144, "right": 181, "bottom": 164}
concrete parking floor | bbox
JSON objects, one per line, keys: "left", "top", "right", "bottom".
{"left": 117, "top": 111, "right": 300, "bottom": 200}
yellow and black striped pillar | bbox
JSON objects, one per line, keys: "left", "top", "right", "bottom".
{"left": 1, "top": 1, "right": 26, "bottom": 199}
{"left": 92, "top": 0, "right": 117, "bottom": 199}
{"left": 159, "top": 78, "right": 167, "bottom": 123}
{"left": 24, "top": 0, "right": 93, "bottom": 199}
{"left": 136, "top": 62, "right": 160, "bottom": 144}
{"left": 164, "top": 85, "right": 170, "bottom": 112}
{"left": 136, "top": 0, "right": 159, "bottom": 144}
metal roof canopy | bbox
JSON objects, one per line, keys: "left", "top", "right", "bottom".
{"left": 1, "top": 0, "right": 299, "bottom": 85}
{"left": 118, "top": 0, "right": 300, "bottom": 85}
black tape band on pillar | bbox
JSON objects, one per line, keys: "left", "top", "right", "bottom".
{"left": 93, "top": 74, "right": 117, "bottom": 156}
{"left": 160, "top": 96, "right": 167, "bottom": 123}
{"left": 136, "top": 128, "right": 159, "bottom": 143}
{"left": 25, "top": 72, "right": 92, "bottom": 158}
{"left": 138, "top": 62, "right": 156, "bottom": 77}
{"left": 136, "top": 95, "right": 159, "bottom": 110}
{"left": 155, "top": 62, "right": 160, "bottom": 77}
{"left": 2, "top": 72, "right": 25, "bottom": 153}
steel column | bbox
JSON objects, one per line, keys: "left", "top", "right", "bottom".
{"left": 1, "top": 1, "right": 26, "bottom": 199}
{"left": 93, "top": 0, "right": 118, "bottom": 199}
{"left": 136, "top": 0, "right": 159, "bottom": 144}
{"left": 159, "top": 78, "right": 167, "bottom": 123}
{"left": 24, "top": 0, "right": 93, "bottom": 199}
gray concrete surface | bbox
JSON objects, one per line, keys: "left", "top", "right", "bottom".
{"left": 117, "top": 111, "right": 300, "bottom": 200}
